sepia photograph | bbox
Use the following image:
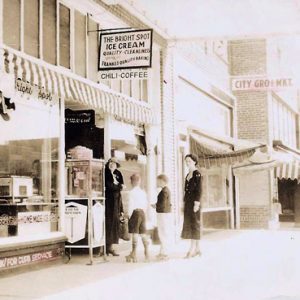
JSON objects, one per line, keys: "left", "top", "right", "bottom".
{"left": 1, "top": 0, "right": 300, "bottom": 299}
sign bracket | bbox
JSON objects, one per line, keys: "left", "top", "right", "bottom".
{"left": 87, "top": 13, "right": 134, "bottom": 35}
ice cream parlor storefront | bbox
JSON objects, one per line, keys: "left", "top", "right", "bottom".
{"left": 0, "top": 47, "right": 154, "bottom": 272}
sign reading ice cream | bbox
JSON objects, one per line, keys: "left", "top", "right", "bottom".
{"left": 231, "top": 77, "right": 294, "bottom": 91}
{"left": 98, "top": 29, "right": 153, "bottom": 70}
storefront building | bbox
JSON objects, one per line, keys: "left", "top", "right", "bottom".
{"left": 170, "top": 40, "right": 240, "bottom": 234}
{"left": 0, "top": 0, "right": 167, "bottom": 271}
{"left": 229, "top": 38, "right": 300, "bottom": 229}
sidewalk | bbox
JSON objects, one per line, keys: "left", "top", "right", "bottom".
{"left": 1, "top": 230, "right": 300, "bottom": 300}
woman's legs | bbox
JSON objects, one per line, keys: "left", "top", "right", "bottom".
{"left": 186, "top": 239, "right": 201, "bottom": 258}
{"left": 106, "top": 243, "right": 119, "bottom": 256}
{"left": 195, "top": 239, "right": 200, "bottom": 252}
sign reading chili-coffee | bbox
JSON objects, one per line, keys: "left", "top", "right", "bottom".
{"left": 99, "top": 29, "right": 153, "bottom": 71}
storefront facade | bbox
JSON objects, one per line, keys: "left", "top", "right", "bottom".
{"left": 0, "top": 0, "right": 165, "bottom": 272}
{"left": 170, "top": 42, "right": 239, "bottom": 235}
{"left": 229, "top": 38, "right": 300, "bottom": 229}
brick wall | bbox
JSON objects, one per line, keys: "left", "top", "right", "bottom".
{"left": 238, "top": 170, "right": 271, "bottom": 228}
{"left": 229, "top": 40, "right": 274, "bottom": 228}
{"left": 228, "top": 39, "right": 270, "bottom": 144}
{"left": 228, "top": 39, "right": 267, "bottom": 76}
{"left": 234, "top": 90, "right": 269, "bottom": 143}
{"left": 203, "top": 211, "right": 230, "bottom": 229}
{"left": 240, "top": 206, "right": 270, "bottom": 229}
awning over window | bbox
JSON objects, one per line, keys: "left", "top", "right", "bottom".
{"left": 1, "top": 47, "right": 153, "bottom": 125}
{"left": 190, "top": 132, "right": 265, "bottom": 169}
{"left": 273, "top": 142, "right": 300, "bottom": 180}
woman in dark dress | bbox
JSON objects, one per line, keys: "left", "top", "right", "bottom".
{"left": 105, "top": 157, "right": 124, "bottom": 256}
{"left": 181, "top": 154, "right": 202, "bottom": 258}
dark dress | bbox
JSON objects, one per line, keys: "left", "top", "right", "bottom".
{"left": 181, "top": 169, "right": 202, "bottom": 240}
{"left": 105, "top": 167, "right": 124, "bottom": 245}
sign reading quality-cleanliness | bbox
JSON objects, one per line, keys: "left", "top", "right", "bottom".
{"left": 98, "top": 29, "right": 153, "bottom": 80}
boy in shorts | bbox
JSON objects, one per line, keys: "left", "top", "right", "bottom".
{"left": 126, "top": 173, "right": 149, "bottom": 262}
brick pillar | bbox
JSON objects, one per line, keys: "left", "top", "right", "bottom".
{"left": 229, "top": 39, "right": 270, "bottom": 144}
{"left": 229, "top": 39, "right": 272, "bottom": 228}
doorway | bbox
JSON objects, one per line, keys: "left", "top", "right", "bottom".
{"left": 278, "top": 178, "right": 298, "bottom": 223}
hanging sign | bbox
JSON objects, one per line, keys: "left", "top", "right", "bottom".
{"left": 99, "top": 69, "right": 149, "bottom": 80}
{"left": 98, "top": 29, "right": 153, "bottom": 71}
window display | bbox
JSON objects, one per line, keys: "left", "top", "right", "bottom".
{"left": 0, "top": 97, "right": 61, "bottom": 238}
{"left": 201, "top": 167, "right": 227, "bottom": 208}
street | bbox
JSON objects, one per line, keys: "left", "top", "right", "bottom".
{"left": 1, "top": 230, "right": 300, "bottom": 300}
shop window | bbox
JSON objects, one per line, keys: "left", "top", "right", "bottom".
{"left": 43, "top": 0, "right": 57, "bottom": 65}
{"left": 87, "top": 18, "right": 98, "bottom": 82}
{"left": 59, "top": 4, "right": 71, "bottom": 69}
{"left": 3, "top": 0, "right": 21, "bottom": 50}
{"left": 201, "top": 169, "right": 227, "bottom": 208}
{"left": 0, "top": 99, "right": 60, "bottom": 238}
{"left": 207, "top": 174, "right": 225, "bottom": 207}
{"left": 24, "top": 0, "right": 40, "bottom": 57}
{"left": 74, "top": 11, "right": 87, "bottom": 77}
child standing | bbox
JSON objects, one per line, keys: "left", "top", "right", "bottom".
{"left": 126, "top": 173, "right": 149, "bottom": 263}
{"left": 152, "top": 174, "right": 172, "bottom": 260}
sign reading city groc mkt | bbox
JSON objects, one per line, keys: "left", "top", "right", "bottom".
{"left": 231, "top": 76, "right": 294, "bottom": 91}
{"left": 98, "top": 29, "right": 153, "bottom": 71}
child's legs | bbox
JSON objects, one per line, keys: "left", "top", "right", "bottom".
{"left": 132, "top": 233, "right": 138, "bottom": 244}
{"left": 157, "top": 213, "right": 171, "bottom": 255}
{"left": 140, "top": 233, "right": 149, "bottom": 244}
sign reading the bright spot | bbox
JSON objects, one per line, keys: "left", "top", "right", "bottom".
{"left": 98, "top": 29, "right": 153, "bottom": 71}
{"left": 231, "top": 77, "right": 294, "bottom": 91}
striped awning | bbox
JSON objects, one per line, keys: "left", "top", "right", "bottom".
{"left": 274, "top": 146, "right": 300, "bottom": 180}
{"left": 275, "top": 161, "right": 299, "bottom": 180}
{"left": 1, "top": 47, "right": 153, "bottom": 124}
{"left": 190, "top": 133, "right": 264, "bottom": 169}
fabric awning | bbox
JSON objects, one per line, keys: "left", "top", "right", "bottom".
{"left": 1, "top": 47, "right": 153, "bottom": 125}
{"left": 190, "top": 132, "right": 265, "bottom": 168}
{"left": 273, "top": 144, "right": 300, "bottom": 180}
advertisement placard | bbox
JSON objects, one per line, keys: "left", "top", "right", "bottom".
{"left": 99, "top": 29, "right": 153, "bottom": 71}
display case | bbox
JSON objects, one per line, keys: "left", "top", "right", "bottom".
{"left": 64, "top": 159, "right": 105, "bottom": 264}
{"left": 0, "top": 168, "right": 59, "bottom": 238}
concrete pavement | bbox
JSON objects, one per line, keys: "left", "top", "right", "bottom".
{"left": 1, "top": 230, "right": 300, "bottom": 300}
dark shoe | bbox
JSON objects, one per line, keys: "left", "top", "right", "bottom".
{"left": 106, "top": 249, "right": 120, "bottom": 256}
